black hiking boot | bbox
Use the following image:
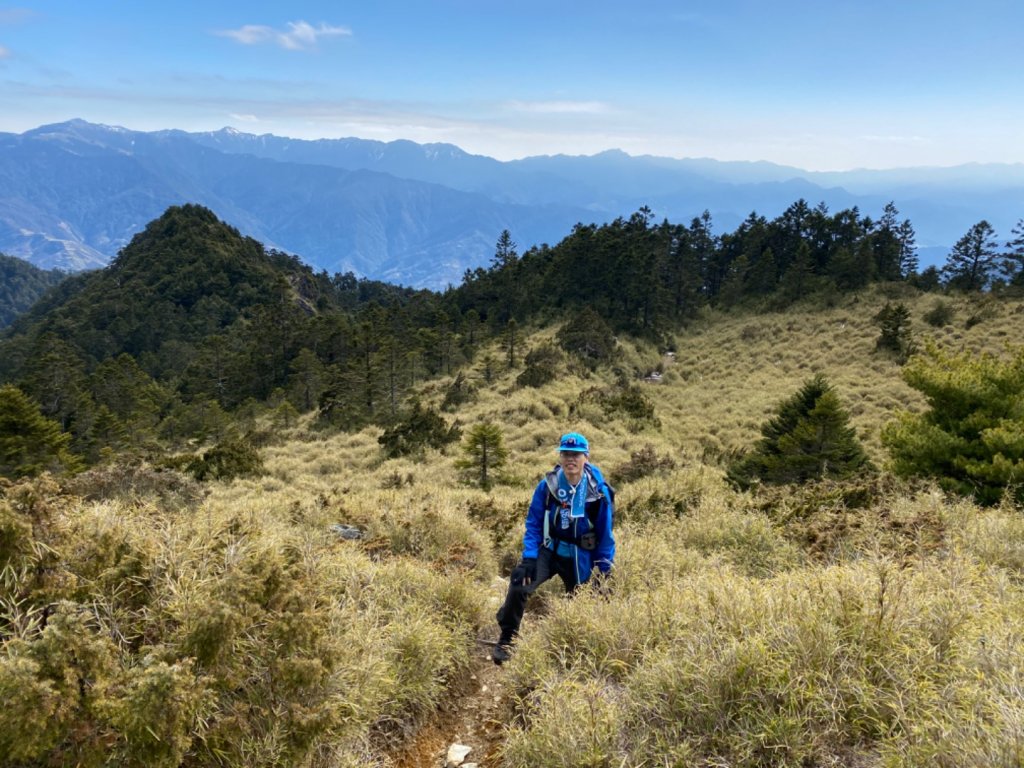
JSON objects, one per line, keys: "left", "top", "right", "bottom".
{"left": 492, "top": 630, "right": 515, "bottom": 665}
{"left": 491, "top": 643, "right": 512, "bottom": 665}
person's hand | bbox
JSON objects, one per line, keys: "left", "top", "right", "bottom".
{"left": 511, "top": 557, "right": 537, "bottom": 587}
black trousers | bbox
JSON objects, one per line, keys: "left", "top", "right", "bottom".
{"left": 496, "top": 549, "right": 579, "bottom": 642}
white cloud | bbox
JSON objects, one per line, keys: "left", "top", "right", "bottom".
{"left": 505, "top": 100, "right": 611, "bottom": 115}
{"left": 229, "top": 113, "right": 260, "bottom": 123}
{"left": 216, "top": 20, "right": 351, "bottom": 51}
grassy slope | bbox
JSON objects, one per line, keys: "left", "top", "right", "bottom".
{"left": 6, "top": 287, "right": 1024, "bottom": 767}
{"left": 253, "top": 287, "right": 1024, "bottom": 766}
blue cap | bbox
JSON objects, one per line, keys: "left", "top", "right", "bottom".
{"left": 558, "top": 432, "right": 589, "bottom": 453}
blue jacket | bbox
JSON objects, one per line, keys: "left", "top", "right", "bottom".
{"left": 522, "top": 463, "right": 615, "bottom": 584}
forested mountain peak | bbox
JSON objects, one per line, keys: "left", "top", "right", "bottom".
{"left": 1, "top": 204, "right": 337, "bottom": 370}
{"left": 107, "top": 204, "right": 290, "bottom": 309}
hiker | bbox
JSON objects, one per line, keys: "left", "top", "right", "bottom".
{"left": 492, "top": 431, "right": 615, "bottom": 664}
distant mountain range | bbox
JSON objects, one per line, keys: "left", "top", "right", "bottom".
{"left": 2, "top": 119, "right": 1023, "bottom": 288}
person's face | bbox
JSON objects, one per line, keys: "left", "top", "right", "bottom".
{"left": 559, "top": 450, "right": 587, "bottom": 481}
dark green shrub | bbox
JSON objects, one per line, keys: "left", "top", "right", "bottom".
{"left": 185, "top": 438, "right": 264, "bottom": 481}
{"left": 571, "top": 382, "right": 659, "bottom": 426}
{"left": 557, "top": 307, "right": 617, "bottom": 369}
{"left": 64, "top": 463, "right": 204, "bottom": 508}
{"left": 378, "top": 401, "right": 461, "bottom": 458}
{"left": 516, "top": 344, "right": 563, "bottom": 388}
{"left": 922, "top": 299, "right": 955, "bottom": 327}
{"left": 613, "top": 444, "right": 677, "bottom": 484}
{"left": 441, "top": 372, "right": 476, "bottom": 411}
{"left": 604, "top": 383, "right": 658, "bottom": 424}
{"left": 883, "top": 343, "right": 1024, "bottom": 505}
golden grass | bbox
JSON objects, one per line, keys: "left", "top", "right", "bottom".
{"left": 4, "top": 287, "right": 1024, "bottom": 766}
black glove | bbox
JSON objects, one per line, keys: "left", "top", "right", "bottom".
{"left": 511, "top": 557, "right": 537, "bottom": 587}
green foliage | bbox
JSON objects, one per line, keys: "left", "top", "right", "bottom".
{"left": 574, "top": 380, "right": 659, "bottom": 426}
{"left": 516, "top": 344, "right": 563, "bottom": 388}
{"left": 377, "top": 400, "right": 461, "bottom": 458}
{"left": 455, "top": 421, "right": 508, "bottom": 489}
{"left": 1004, "top": 218, "right": 1024, "bottom": 285}
{"left": 556, "top": 307, "right": 617, "bottom": 369}
{"left": 440, "top": 371, "right": 476, "bottom": 411}
{"left": 882, "top": 344, "right": 1024, "bottom": 505}
{"left": 182, "top": 437, "right": 265, "bottom": 481}
{"left": 728, "top": 375, "right": 870, "bottom": 488}
{"left": 873, "top": 301, "right": 916, "bottom": 361}
{"left": 942, "top": 219, "right": 1000, "bottom": 291}
{"left": 0, "top": 253, "right": 66, "bottom": 329}
{"left": 0, "top": 384, "right": 81, "bottom": 478}
{"left": 922, "top": 298, "right": 955, "bottom": 327}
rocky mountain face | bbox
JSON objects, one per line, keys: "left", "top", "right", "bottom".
{"left": 3, "top": 120, "right": 1023, "bottom": 287}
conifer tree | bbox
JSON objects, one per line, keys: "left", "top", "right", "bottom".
{"left": 728, "top": 375, "right": 869, "bottom": 488}
{"left": 1003, "top": 218, "right": 1024, "bottom": 285}
{"left": 746, "top": 246, "right": 778, "bottom": 296}
{"left": 0, "top": 384, "right": 82, "bottom": 477}
{"left": 942, "top": 220, "right": 1000, "bottom": 290}
{"left": 778, "top": 241, "right": 817, "bottom": 303}
{"left": 505, "top": 319, "right": 520, "bottom": 369}
{"left": 456, "top": 421, "right": 508, "bottom": 490}
{"left": 873, "top": 302, "right": 915, "bottom": 362}
{"left": 287, "top": 348, "right": 327, "bottom": 412}
{"left": 896, "top": 219, "right": 919, "bottom": 278}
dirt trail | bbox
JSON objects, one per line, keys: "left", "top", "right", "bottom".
{"left": 388, "top": 578, "right": 512, "bottom": 768}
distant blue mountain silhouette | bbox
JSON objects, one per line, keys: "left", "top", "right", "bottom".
{"left": 1, "top": 119, "right": 1021, "bottom": 287}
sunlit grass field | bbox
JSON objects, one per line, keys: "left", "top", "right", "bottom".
{"left": 4, "top": 287, "right": 1024, "bottom": 766}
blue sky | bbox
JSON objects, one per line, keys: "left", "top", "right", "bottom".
{"left": 2, "top": 1, "right": 1022, "bottom": 170}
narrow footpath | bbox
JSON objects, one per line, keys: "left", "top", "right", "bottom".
{"left": 388, "top": 577, "right": 512, "bottom": 768}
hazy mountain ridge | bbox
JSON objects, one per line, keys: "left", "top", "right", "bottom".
{"left": 2, "top": 120, "right": 1022, "bottom": 287}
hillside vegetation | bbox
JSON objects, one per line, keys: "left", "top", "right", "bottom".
{"left": 0, "top": 253, "right": 66, "bottom": 328}
{"left": 2, "top": 203, "right": 1024, "bottom": 766}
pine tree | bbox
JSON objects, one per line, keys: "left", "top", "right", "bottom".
{"left": 1003, "top": 218, "right": 1024, "bottom": 285}
{"left": 777, "top": 241, "right": 817, "bottom": 304}
{"left": 942, "top": 220, "right": 1000, "bottom": 291}
{"left": 456, "top": 421, "right": 508, "bottom": 490}
{"left": 505, "top": 319, "right": 520, "bottom": 369}
{"left": 727, "top": 375, "right": 870, "bottom": 488}
{"left": 287, "top": 348, "right": 327, "bottom": 412}
{"left": 896, "top": 219, "right": 919, "bottom": 278}
{"left": 873, "top": 302, "right": 915, "bottom": 362}
{"left": 0, "top": 385, "right": 82, "bottom": 478}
